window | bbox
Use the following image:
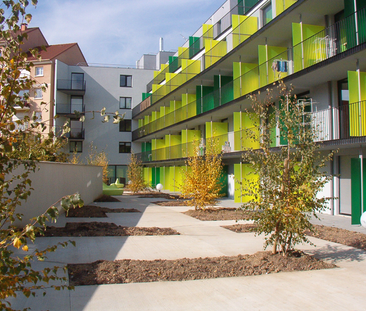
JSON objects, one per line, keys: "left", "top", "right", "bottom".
{"left": 35, "top": 111, "right": 42, "bottom": 122}
{"left": 119, "top": 97, "right": 132, "bottom": 109}
{"left": 120, "top": 75, "right": 132, "bottom": 87}
{"left": 71, "top": 73, "right": 84, "bottom": 90}
{"left": 108, "top": 165, "right": 128, "bottom": 184}
{"left": 35, "top": 67, "right": 43, "bottom": 76}
{"left": 70, "top": 141, "right": 83, "bottom": 153}
{"left": 119, "top": 119, "right": 131, "bottom": 132}
{"left": 71, "top": 96, "right": 83, "bottom": 112}
{"left": 34, "top": 88, "right": 42, "bottom": 99}
{"left": 262, "top": 3, "right": 272, "bottom": 26}
{"left": 70, "top": 120, "right": 83, "bottom": 139}
{"left": 119, "top": 142, "right": 131, "bottom": 153}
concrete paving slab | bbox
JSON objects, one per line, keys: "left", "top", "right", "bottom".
{"left": 8, "top": 195, "right": 366, "bottom": 311}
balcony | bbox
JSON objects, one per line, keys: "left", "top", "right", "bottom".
{"left": 57, "top": 79, "right": 86, "bottom": 95}
{"left": 55, "top": 126, "right": 85, "bottom": 140}
{"left": 56, "top": 103, "right": 85, "bottom": 116}
{"left": 14, "top": 102, "right": 31, "bottom": 111}
{"left": 135, "top": 101, "right": 366, "bottom": 164}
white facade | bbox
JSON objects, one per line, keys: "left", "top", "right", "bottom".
{"left": 54, "top": 60, "right": 154, "bottom": 183}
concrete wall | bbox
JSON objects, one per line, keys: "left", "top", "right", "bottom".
{"left": 13, "top": 161, "right": 103, "bottom": 227}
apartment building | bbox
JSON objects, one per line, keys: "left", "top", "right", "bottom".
{"left": 131, "top": 0, "right": 366, "bottom": 224}
{"left": 10, "top": 26, "right": 87, "bottom": 133}
{"left": 53, "top": 56, "right": 166, "bottom": 184}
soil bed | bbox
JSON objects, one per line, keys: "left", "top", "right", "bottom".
{"left": 67, "top": 205, "right": 140, "bottom": 218}
{"left": 41, "top": 222, "right": 179, "bottom": 237}
{"left": 68, "top": 251, "right": 335, "bottom": 286}
{"left": 223, "top": 224, "right": 366, "bottom": 252}
{"left": 94, "top": 195, "right": 121, "bottom": 202}
{"left": 184, "top": 208, "right": 252, "bottom": 221}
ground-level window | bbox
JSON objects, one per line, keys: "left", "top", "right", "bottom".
{"left": 119, "top": 142, "right": 131, "bottom": 153}
{"left": 70, "top": 141, "right": 83, "bottom": 153}
{"left": 119, "top": 97, "right": 132, "bottom": 109}
{"left": 108, "top": 165, "right": 128, "bottom": 184}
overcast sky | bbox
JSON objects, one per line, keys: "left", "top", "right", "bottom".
{"left": 25, "top": 0, "right": 226, "bottom": 67}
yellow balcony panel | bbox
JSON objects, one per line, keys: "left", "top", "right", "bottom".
{"left": 204, "top": 39, "right": 227, "bottom": 69}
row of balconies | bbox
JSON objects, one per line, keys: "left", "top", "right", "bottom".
{"left": 135, "top": 100, "right": 366, "bottom": 163}
{"left": 133, "top": 3, "right": 366, "bottom": 139}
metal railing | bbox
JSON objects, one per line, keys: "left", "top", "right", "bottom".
{"left": 57, "top": 79, "right": 86, "bottom": 92}
{"left": 56, "top": 103, "right": 85, "bottom": 115}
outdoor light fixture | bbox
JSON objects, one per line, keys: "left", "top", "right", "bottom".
{"left": 156, "top": 183, "right": 163, "bottom": 192}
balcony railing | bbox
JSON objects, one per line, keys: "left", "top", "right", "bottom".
{"left": 56, "top": 103, "right": 85, "bottom": 115}
{"left": 55, "top": 126, "right": 85, "bottom": 140}
{"left": 57, "top": 79, "right": 86, "bottom": 94}
{"left": 135, "top": 101, "right": 366, "bottom": 163}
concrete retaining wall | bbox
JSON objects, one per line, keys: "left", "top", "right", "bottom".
{"left": 13, "top": 161, "right": 103, "bottom": 227}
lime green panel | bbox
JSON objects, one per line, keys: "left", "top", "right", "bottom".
{"left": 234, "top": 163, "right": 258, "bottom": 203}
{"left": 205, "top": 39, "right": 227, "bottom": 69}
{"left": 203, "top": 24, "right": 214, "bottom": 38}
{"left": 175, "top": 166, "right": 186, "bottom": 192}
{"left": 144, "top": 167, "right": 152, "bottom": 187}
{"left": 233, "top": 112, "right": 260, "bottom": 150}
{"left": 232, "top": 15, "right": 258, "bottom": 48}
{"left": 276, "top": 0, "right": 297, "bottom": 15}
{"left": 361, "top": 72, "right": 366, "bottom": 101}
{"left": 348, "top": 71, "right": 360, "bottom": 104}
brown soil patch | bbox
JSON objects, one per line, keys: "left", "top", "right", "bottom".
{"left": 154, "top": 200, "right": 190, "bottom": 206}
{"left": 94, "top": 195, "right": 121, "bottom": 202}
{"left": 184, "top": 208, "right": 252, "bottom": 221}
{"left": 67, "top": 205, "right": 140, "bottom": 218}
{"left": 68, "top": 250, "right": 335, "bottom": 286}
{"left": 41, "top": 222, "right": 179, "bottom": 237}
{"left": 223, "top": 224, "right": 366, "bottom": 252}
{"left": 308, "top": 224, "right": 366, "bottom": 251}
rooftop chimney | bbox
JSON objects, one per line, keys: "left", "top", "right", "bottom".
{"left": 21, "top": 23, "right": 27, "bottom": 31}
{"left": 159, "top": 37, "right": 164, "bottom": 52}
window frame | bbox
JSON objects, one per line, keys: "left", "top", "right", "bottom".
{"left": 35, "top": 66, "right": 44, "bottom": 77}
{"left": 120, "top": 75, "right": 132, "bottom": 87}
{"left": 119, "top": 142, "right": 131, "bottom": 153}
{"left": 119, "top": 119, "right": 132, "bottom": 132}
{"left": 119, "top": 97, "right": 132, "bottom": 109}
{"left": 69, "top": 141, "right": 83, "bottom": 153}
{"left": 34, "top": 88, "right": 42, "bottom": 99}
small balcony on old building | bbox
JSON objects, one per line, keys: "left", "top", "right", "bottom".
{"left": 56, "top": 96, "right": 85, "bottom": 117}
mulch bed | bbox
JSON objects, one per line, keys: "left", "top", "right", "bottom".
{"left": 67, "top": 205, "right": 140, "bottom": 218}
{"left": 41, "top": 222, "right": 180, "bottom": 237}
{"left": 183, "top": 208, "right": 252, "bottom": 221}
{"left": 223, "top": 224, "right": 366, "bottom": 252}
{"left": 68, "top": 250, "right": 336, "bottom": 286}
{"left": 94, "top": 195, "right": 121, "bottom": 202}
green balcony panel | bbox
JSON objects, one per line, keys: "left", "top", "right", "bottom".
{"left": 189, "top": 36, "right": 201, "bottom": 59}
{"left": 258, "top": 45, "right": 287, "bottom": 87}
{"left": 151, "top": 167, "right": 160, "bottom": 188}
{"left": 196, "top": 85, "right": 215, "bottom": 114}
{"left": 238, "top": 0, "right": 261, "bottom": 15}
{"left": 351, "top": 158, "right": 366, "bottom": 224}
{"left": 219, "top": 165, "right": 229, "bottom": 196}
{"left": 169, "top": 56, "right": 179, "bottom": 73}
{"left": 214, "top": 75, "right": 233, "bottom": 107}
{"left": 233, "top": 62, "right": 258, "bottom": 98}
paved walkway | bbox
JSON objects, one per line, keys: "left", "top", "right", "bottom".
{"left": 8, "top": 195, "right": 366, "bottom": 310}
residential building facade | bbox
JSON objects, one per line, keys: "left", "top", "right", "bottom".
{"left": 131, "top": 0, "right": 366, "bottom": 224}
{"left": 54, "top": 61, "right": 155, "bottom": 184}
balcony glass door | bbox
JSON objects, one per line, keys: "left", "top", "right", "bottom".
{"left": 71, "top": 96, "right": 83, "bottom": 113}
{"left": 71, "top": 73, "right": 84, "bottom": 90}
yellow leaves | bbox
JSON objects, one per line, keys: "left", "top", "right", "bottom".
{"left": 13, "top": 237, "right": 22, "bottom": 249}
{"left": 22, "top": 245, "right": 29, "bottom": 252}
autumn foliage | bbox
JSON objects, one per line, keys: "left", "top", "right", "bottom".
{"left": 127, "top": 153, "right": 146, "bottom": 193}
{"left": 180, "top": 139, "right": 224, "bottom": 210}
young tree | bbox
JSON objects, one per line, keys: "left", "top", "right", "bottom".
{"left": 180, "top": 138, "right": 224, "bottom": 210}
{"left": 0, "top": 2, "right": 84, "bottom": 310}
{"left": 86, "top": 143, "right": 109, "bottom": 184}
{"left": 127, "top": 153, "right": 146, "bottom": 193}
{"left": 240, "top": 82, "right": 333, "bottom": 256}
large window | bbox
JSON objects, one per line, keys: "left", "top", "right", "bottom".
{"left": 71, "top": 73, "right": 84, "bottom": 90}
{"left": 119, "top": 142, "right": 131, "bottom": 153}
{"left": 71, "top": 96, "right": 83, "bottom": 112}
{"left": 120, "top": 75, "right": 132, "bottom": 87}
{"left": 108, "top": 165, "right": 128, "bottom": 184}
{"left": 119, "top": 119, "right": 131, "bottom": 132}
{"left": 69, "top": 141, "right": 83, "bottom": 153}
{"left": 119, "top": 97, "right": 132, "bottom": 109}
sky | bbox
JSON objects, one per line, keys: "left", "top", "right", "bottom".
{"left": 24, "top": 0, "right": 226, "bottom": 67}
